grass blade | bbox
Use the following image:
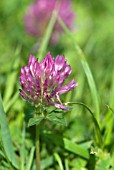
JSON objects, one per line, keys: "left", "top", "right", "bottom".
{"left": 109, "top": 68, "right": 114, "bottom": 106}
{"left": 66, "top": 102, "right": 102, "bottom": 147}
{"left": 37, "top": 1, "right": 60, "bottom": 60}
{"left": 65, "top": 159, "right": 69, "bottom": 170}
{"left": 58, "top": 16, "right": 100, "bottom": 124}
{"left": 3, "top": 71, "right": 18, "bottom": 107}
{"left": 5, "top": 92, "right": 19, "bottom": 113}
{"left": 63, "top": 138, "right": 89, "bottom": 159}
{"left": 101, "top": 69, "right": 114, "bottom": 146}
{"left": 54, "top": 153, "right": 64, "bottom": 170}
{"left": 3, "top": 46, "right": 20, "bottom": 107}
{"left": 0, "top": 94, "right": 18, "bottom": 169}
{"left": 20, "top": 121, "right": 26, "bottom": 170}
{"left": 41, "top": 156, "right": 53, "bottom": 169}
{"left": 26, "top": 146, "right": 35, "bottom": 170}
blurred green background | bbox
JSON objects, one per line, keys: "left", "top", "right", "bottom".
{"left": 0, "top": 0, "right": 114, "bottom": 169}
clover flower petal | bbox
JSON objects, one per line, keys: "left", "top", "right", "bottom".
{"left": 19, "top": 52, "right": 78, "bottom": 110}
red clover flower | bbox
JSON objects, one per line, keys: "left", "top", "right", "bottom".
{"left": 19, "top": 52, "right": 78, "bottom": 110}
{"left": 24, "top": 0, "right": 75, "bottom": 44}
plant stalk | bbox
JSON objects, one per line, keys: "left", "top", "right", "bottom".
{"left": 36, "top": 124, "right": 41, "bottom": 170}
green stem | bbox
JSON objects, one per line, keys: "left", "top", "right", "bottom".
{"left": 65, "top": 102, "right": 102, "bottom": 147}
{"left": 35, "top": 124, "right": 41, "bottom": 170}
{"left": 37, "top": 0, "right": 60, "bottom": 60}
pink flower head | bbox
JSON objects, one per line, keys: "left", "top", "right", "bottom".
{"left": 24, "top": 0, "right": 74, "bottom": 44}
{"left": 19, "top": 52, "right": 78, "bottom": 110}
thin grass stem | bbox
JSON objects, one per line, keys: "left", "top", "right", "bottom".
{"left": 36, "top": 124, "right": 41, "bottom": 170}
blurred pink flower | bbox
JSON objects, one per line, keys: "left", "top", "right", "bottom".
{"left": 24, "top": 0, "right": 74, "bottom": 44}
{"left": 20, "top": 52, "right": 78, "bottom": 110}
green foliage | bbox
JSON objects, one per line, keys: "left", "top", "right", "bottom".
{"left": 0, "top": 94, "right": 18, "bottom": 169}
{"left": 28, "top": 117, "right": 44, "bottom": 127}
{"left": 0, "top": 0, "right": 114, "bottom": 169}
{"left": 63, "top": 138, "right": 89, "bottom": 159}
{"left": 47, "top": 112, "right": 67, "bottom": 126}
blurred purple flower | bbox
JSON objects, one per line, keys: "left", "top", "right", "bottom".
{"left": 24, "top": 0, "right": 74, "bottom": 44}
{"left": 19, "top": 52, "right": 78, "bottom": 110}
